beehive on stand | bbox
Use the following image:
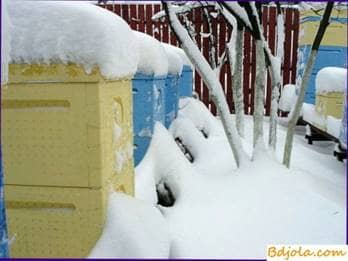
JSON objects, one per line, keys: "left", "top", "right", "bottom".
{"left": 298, "top": 7, "right": 347, "bottom": 104}
{"left": 162, "top": 44, "right": 184, "bottom": 128}
{"left": 2, "top": 64, "right": 134, "bottom": 257}
{"left": 132, "top": 32, "right": 168, "bottom": 166}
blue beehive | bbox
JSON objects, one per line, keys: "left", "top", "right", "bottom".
{"left": 133, "top": 73, "right": 166, "bottom": 166}
{"left": 298, "top": 8, "right": 347, "bottom": 104}
{"left": 165, "top": 74, "right": 180, "bottom": 128}
{"left": 179, "top": 65, "right": 193, "bottom": 98}
{"left": 298, "top": 45, "right": 347, "bottom": 104}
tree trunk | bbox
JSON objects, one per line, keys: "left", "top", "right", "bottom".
{"left": 163, "top": 2, "right": 246, "bottom": 167}
{"left": 230, "top": 25, "right": 245, "bottom": 137}
{"left": 253, "top": 39, "right": 266, "bottom": 148}
{"left": 283, "top": 2, "right": 334, "bottom": 168}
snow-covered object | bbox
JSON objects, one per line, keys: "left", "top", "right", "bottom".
{"left": 162, "top": 43, "right": 193, "bottom": 69}
{"left": 327, "top": 116, "right": 341, "bottom": 138}
{"left": 279, "top": 84, "right": 297, "bottom": 112}
{"left": 134, "top": 31, "right": 168, "bottom": 76}
{"left": 315, "top": 67, "right": 347, "bottom": 94}
{"left": 1, "top": 0, "right": 11, "bottom": 84}
{"left": 339, "top": 92, "right": 347, "bottom": 148}
{"left": 8, "top": 1, "right": 139, "bottom": 79}
{"left": 162, "top": 43, "right": 184, "bottom": 75}
{"left": 302, "top": 103, "right": 327, "bottom": 128}
{"left": 89, "top": 192, "right": 170, "bottom": 258}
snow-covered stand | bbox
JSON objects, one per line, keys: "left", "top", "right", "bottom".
{"left": 162, "top": 44, "right": 184, "bottom": 128}
{"left": 2, "top": 2, "right": 138, "bottom": 257}
{"left": 132, "top": 32, "right": 168, "bottom": 166}
{"left": 298, "top": 8, "right": 347, "bottom": 104}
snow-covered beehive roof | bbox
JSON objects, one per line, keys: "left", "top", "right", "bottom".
{"left": 315, "top": 67, "right": 347, "bottom": 94}
{"left": 162, "top": 43, "right": 193, "bottom": 70}
{"left": 134, "top": 31, "right": 168, "bottom": 76}
{"left": 161, "top": 43, "right": 184, "bottom": 75}
{"left": 8, "top": 1, "right": 139, "bottom": 79}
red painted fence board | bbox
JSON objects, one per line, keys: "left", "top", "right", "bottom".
{"left": 100, "top": 3, "right": 299, "bottom": 116}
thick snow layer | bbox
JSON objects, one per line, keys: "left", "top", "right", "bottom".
{"left": 279, "top": 84, "right": 297, "bottom": 112}
{"left": 315, "top": 67, "right": 347, "bottom": 94}
{"left": 8, "top": 1, "right": 139, "bottom": 79}
{"left": 1, "top": 0, "right": 11, "bottom": 84}
{"left": 302, "top": 103, "right": 327, "bottom": 128}
{"left": 134, "top": 31, "right": 168, "bottom": 76}
{"left": 89, "top": 192, "right": 170, "bottom": 258}
{"left": 327, "top": 116, "right": 342, "bottom": 138}
{"left": 162, "top": 43, "right": 193, "bottom": 69}
{"left": 162, "top": 43, "right": 184, "bottom": 75}
{"left": 134, "top": 97, "right": 345, "bottom": 259}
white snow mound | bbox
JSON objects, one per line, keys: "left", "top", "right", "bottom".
{"left": 316, "top": 67, "right": 347, "bottom": 94}
{"left": 162, "top": 43, "right": 193, "bottom": 69}
{"left": 89, "top": 192, "right": 170, "bottom": 258}
{"left": 9, "top": 1, "right": 139, "bottom": 79}
{"left": 162, "top": 43, "right": 184, "bottom": 75}
{"left": 279, "top": 84, "right": 297, "bottom": 112}
{"left": 134, "top": 31, "right": 168, "bottom": 76}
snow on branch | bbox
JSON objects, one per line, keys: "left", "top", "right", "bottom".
{"left": 162, "top": 1, "right": 246, "bottom": 167}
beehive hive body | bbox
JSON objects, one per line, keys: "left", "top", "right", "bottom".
{"left": 1, "top": 64, "right": 134, "bottom": 257}
{"left": 298, "top": 9, "right": 347, "bottom": 104}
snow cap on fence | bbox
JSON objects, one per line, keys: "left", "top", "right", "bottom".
{"left": 315, "top": 67, "right": 347, "bottom": 94}
{"left": 162, "top": 43, "right": 193, "bottom": 70}
{"left": 134, "top": 31, "right": 168, "bottom": 76}
{"left": 8, "top": 1, "right": 139, "bottom": 79}
{"left": 161, "top": 43, "right": 184, "bottom": 75}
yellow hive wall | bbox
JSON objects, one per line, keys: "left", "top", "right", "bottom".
{"left": 5, "top": 185, "right": 107, "bottom": 257}
{"left": 299, "top": 9, "right": 347, "bottom": 46}
{"left": 1, "top": 64, "right": 135, "bottom": 257}
{"left": 2, "top": 64, "right": 134, "bottom": 190}
{"left": 315, "top": 92, "right": 344, "bottom": 119}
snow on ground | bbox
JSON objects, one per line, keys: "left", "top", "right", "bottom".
{"left": 134, "top": 31, "right": 168, "bottom": 76}
{"left": 133, "top": 98, "right": 345, "bottom": 259}
{"left": 8, "top": 0, "right": 139, "bottom": 79}
{"left": 89, "top": 192, "right": 170, "bottom": 258}
{"left": 316, "top": 67, "right": 347, "bottom": 94}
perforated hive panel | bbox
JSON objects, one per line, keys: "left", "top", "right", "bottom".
{"left": 2, "top": 64, "right": 134, "bottom": 190}
{"left": 1, "top": 63, "right": 134, "bottom": 257}
{"left": 315, "top": 92, "right": 344, "bottom": 119}
{"left": 300, "top": 9, "right": 347, "bottom": 47}
{"left": 5, "top": 185, "right": 107, "bottom": 257}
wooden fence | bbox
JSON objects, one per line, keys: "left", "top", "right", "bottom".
{"left": 100, "top": 3, "right": 299, "bottom": 116}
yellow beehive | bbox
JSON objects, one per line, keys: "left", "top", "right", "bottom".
{"left": 315, "top": 92, "right": 344, "bottom": 119}
{"left": 1, "top": 63, "right": 135, "bottom": 257}
{"left": 300, "top": 9, "right": 347, "bottom": 46}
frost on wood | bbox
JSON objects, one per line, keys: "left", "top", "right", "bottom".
{"left": 8, "top": 1, "right": 139, "bottom": 79}
{"left": 1, "top": 0, "right": 11, "bottom": 85}
{"left": 134, "top": 31, "right": 168, "bottom": 76}
{"left": 253, "top": 40, "right": 266, "bottom": 150}
{"left": 230, "top": 25, "right": 245, "bottom": 138}
{"left": 163, "top": 2, "right": 246, "bottom": 167}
